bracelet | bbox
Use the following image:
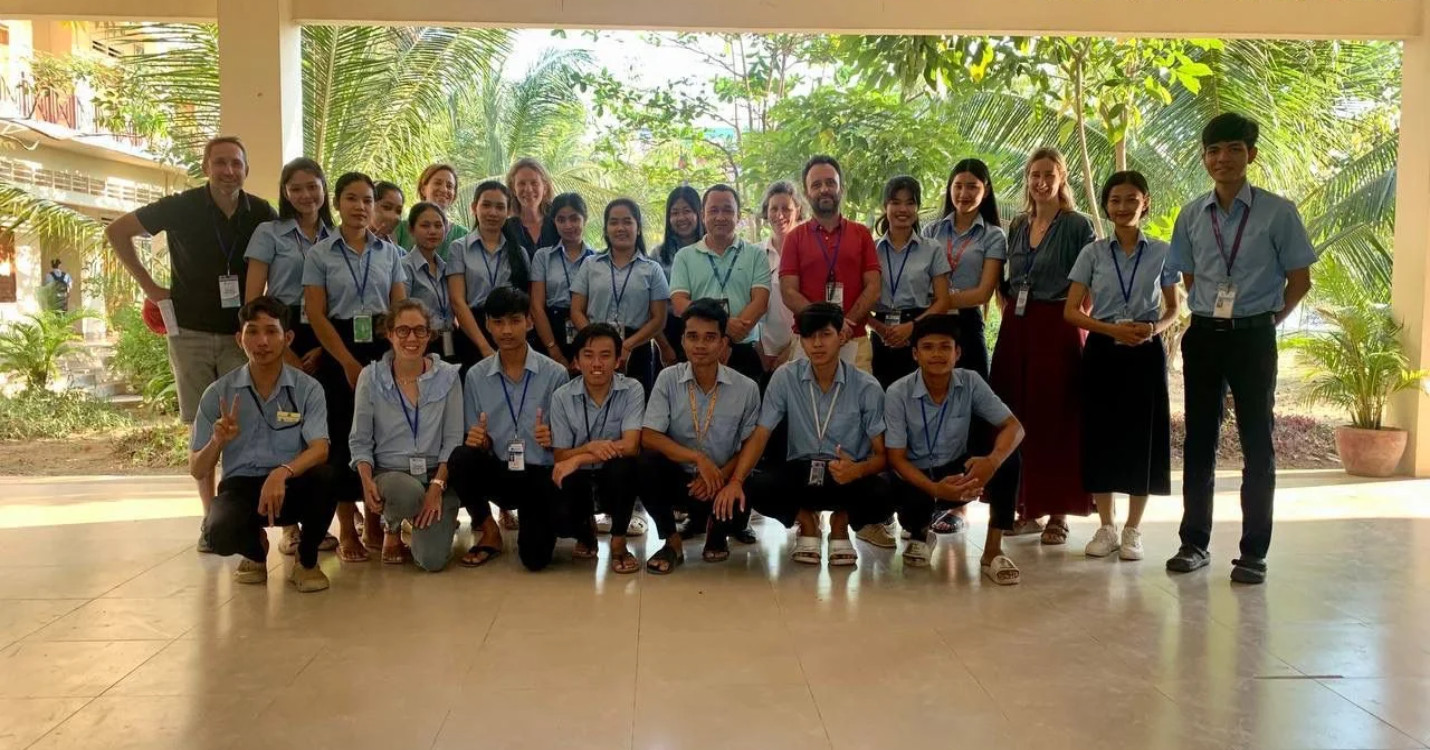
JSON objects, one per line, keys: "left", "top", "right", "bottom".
{"left": 278, "top": 464, "right": 295, "bottom": 477}
{"left": 430, "top": 477, "right": 447, "bottom": 490}
{"left": 543, "top": 340, "right": 557, "bottom": 350}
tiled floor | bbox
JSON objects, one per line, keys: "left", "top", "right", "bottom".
{"left": 1, "top": 470, "right": 1429, "bottom": 750}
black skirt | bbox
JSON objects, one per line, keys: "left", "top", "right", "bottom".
{"left": 316, "top": 317, "right": 390, "bottom": 501}
{"left": 1080, "top": 331, "right": 1171, "bottom": 496}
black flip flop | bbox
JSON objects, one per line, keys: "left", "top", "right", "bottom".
{"left": 646, "top": 544, "right": 685, "bottom": 575}
{"left": 460, "top": 544, "right": 503, "bottom": 567}
{"left": 930, "top": 510, "right": 966, "bottom": 534}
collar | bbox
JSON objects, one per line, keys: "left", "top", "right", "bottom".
{"left": 676, "top": 362, "right": 734, "bottom": 387}
{"left": 374, "top": 351, "right": 443, "bottom": 389}
{"left": 697, "top": 236, "right": 744, "bottom": 257}
{"left": 407, "top": 248, "right": 446, "bottom": 273}
{"left": 876, "top": 233, "right": 920, "bottom": 253}
{"left": 1108, "top": 231, "right": 1148, "bottom": 255}
{"left": 234, "top": 363, "right": 295, "bottom": 397}
{"left": 1200, "top": 183, "right": 1256, "bottom": 213}
{"left": 549, "top": 242, "right": 594, "bottom": 260}
{"left": 571, "top": 375, "right": 636, "bottom": 406}
{"left": 596, "top": 251, "right": 647, "bottom": 268}
{"left": 911, "top": 370, "right": 965, "bottom": 402}
{"left": 333, "top": 228, "right": 383, "bottom": 254}
{"left": 466, "top": 230, "right": 506, "bottom": 255}
{"left": 203, "top": 185, "right": 252, "bottom": 216}
{"left": 938, "top": 213, "right": 986, "bottom": 237}
{"left": 797, "top": 357, "right": 848, "bottom": 387}
{"left": 809, "top": 217, "right": 845, "bottom": 237}
{"left": 478, "top": 346, "right": 542, "bottom": 379}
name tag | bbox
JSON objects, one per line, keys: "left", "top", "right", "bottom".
{"left": 563, "top": 319, "right": 578, "bottom": 345}
{"left": 441, "top": 330, "right": 455, "bottom": 357}
{"left": 875, "top": 309, "right": 902, "bottom": 328}
{"left": 1014, "top": 284, "right": 1030, "bottom": 317}
{"left": 157, "top": 299, "right": 180, "bottom": 339}
{"left": 717, "top": 298, "right": 730, "bottom": 313}
{"left": 506, "top": 439, "right": 526, "bottom": 472}
{"left": 218, "top": 275, "right": 241, "bottom": 309}
{"left": 1213, "top": 283, "right": 1237, "bottom": 319}
{"left": 276, "top": 411, "right": 301, "bottom": 424}
{"left": 408, "top": 456, "right": 428, "bottom": 476}
{"left": 352, "top": 314, "right": 373, "bottom": 343}
{"left": 824, "top": 282, "right": 844, "bottom": 305}
{"left": 299, "top": 299, "right": 310, "bottom": 325}
{"left": 807, "top": 459, "right": 826, "bottom": 487}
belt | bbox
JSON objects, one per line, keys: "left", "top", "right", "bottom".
{"left": 874, "top": 307, "right": 926, "bottom": 325}
{"left": 1190, "top": 313, "right": 1274, "bottom": 331}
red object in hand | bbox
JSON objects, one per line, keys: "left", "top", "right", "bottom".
{"left": 141, "top": 298, "right": 167, "bottom": 334}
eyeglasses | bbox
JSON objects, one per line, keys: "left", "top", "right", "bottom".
{"left": 393, "top": 325, "right": 431, "bottom": 339}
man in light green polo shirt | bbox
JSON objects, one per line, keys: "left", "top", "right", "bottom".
{"left": 669, "top": 183, "right": 771, "bottom": 383}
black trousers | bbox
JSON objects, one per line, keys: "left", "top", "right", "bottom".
{"left": 559, "top": 457, "right": 640, "bottom": 544}
{"left": 871, "top": 308, "right": 924, "bottom": 389}
{"left": 208, "top": 465, "right": 337, "bottom": 568}
{"left": 1179, "top": 317, "right": 1278, "bottom": 559}
{"left": 638, "top": 451, "right": 750, "bottom": 540}
{"left": 620, "top": 326, "right": 658, "bottom": 397}
{"left": 726, "top": 341, "right": 764, "bottom": 385}
{"left": 315, "top": 318, "right": 388, "bottom": 501}
{"left": 891, "top": 455, "right": 1017, "bottom": 538}
{"left": 951, "top": 307, "right": 989, "bottom": 380}
{"left": 450, "top": 445, "right": 578, "bottom": 571}
{"left": 454, "top": 304, "right": 495, "bottom": 379}
{"left": 746, "top": 460, "right": 894, "bottom": 531}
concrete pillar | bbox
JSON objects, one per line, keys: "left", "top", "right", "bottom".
{"left": 1391, "top": 13, "right": 1430, "bottom": 477}
{"left": 217, "top": 0, "right": 301, "bottom": 203}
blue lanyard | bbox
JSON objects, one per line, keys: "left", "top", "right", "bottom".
{"left": 420, "top": 260, "right": 449, "bottom": 319}
{"left": 609, "top": 258, "right": 637, "bottom": 320}
{"left": 1019, "top": 211, "right": 1059, "bottom": 282}
{"left": 705, "top": 245, "right": 740, "bottom": 294}
{"left": 559, "top": 247, "right": 591, "bottom": 292}
{"left": 811, "top": 221, "right": 843, "bottom": 282}
{"left": 1109, "top": 240, "right": 1144, "bottom": 307}
{"left": 920, "top": 396, "right": 949, "bottom": 459}
{"left": 338, "top": 240, "right": 373, "bottom": 310}
{"left": 581, "top": 391, "right": 616, "bottom": 443}
{"left": 882, "top": 242, "right": 912, "bottom": 304}
{"left": 294, "top": 224, "right": 328, "bottom": 252}
{"left": 499, "top": 370, "right": 532, "bottom": 429}
{"left": 478, "top": 245, "right": 505, "bottom": 290}
{"left": 392, "top": 363, "right": 421, "bottom": 444}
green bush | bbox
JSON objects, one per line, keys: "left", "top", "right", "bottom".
{"left": 109, "top": 305, "right": 177, "bottom": 413}
{"left": 0, "top": 309, "right": 91, "bottom": 392}
{"left": 0, "top": 389, "right": 135, "bottom": 440}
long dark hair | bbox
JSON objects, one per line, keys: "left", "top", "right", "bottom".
{"left": 657, "top": 186, "right": 704, "bottom": 267}
{"left": 941, "top": 158, "right": 1001, "bottom": 228}
{"left": 540, "top": 192, "right": 589, "bottom": 248}
{"left": 277, "top": 157, "right": 333, "bottom": 228}
{"left": 471, "top": 180, "right": 531, "bottom": 289}
{"left": 1099, "top": 170, "right": 1152, "bottom": 220}
{"left": 874, "top": 175, "right": 922, "bottom": 236}
{"left": 604, "top": 198, "right": 648, "bottom": 257}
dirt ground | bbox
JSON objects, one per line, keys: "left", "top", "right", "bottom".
{"left": 0, "top": 437, "right": 186, "bottom": 476}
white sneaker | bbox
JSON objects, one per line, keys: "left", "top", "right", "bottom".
{"left": 856, "top": 522, "right": 898, "bottom": 549}
{"left": 902, "top": 539, "right": 933, "bottom": 567}
{"left": 1084, "top": 524, "right": 1121, "bottom": 558}
{"left": 234, "top": 558, "right": 268, "bottom": 584}
{"left": 1119, "top": 527, "right": 1144, "bottom": 561}
{"left": 595, "top": 513, "right": 613, "bottom": 534}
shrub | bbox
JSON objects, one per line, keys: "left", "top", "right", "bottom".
{"left": 112, "top": 422, "right": 189, "bottom": 468}
{"left": 0, "top": 389, "right": 134, "bottom": 440}
{"left": 109, "top": 305, "right": 177, "bottom": 413}
{"left": 0, "top": 310, "right": 92, "bottom": 392}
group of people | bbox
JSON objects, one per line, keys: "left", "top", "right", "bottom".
{"left": 106, "top": 110, "right": 1315, "bottom": 593}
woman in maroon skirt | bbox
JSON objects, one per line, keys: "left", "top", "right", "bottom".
{"left": 990, "top": 147, "right": 1097, "bottom": 545}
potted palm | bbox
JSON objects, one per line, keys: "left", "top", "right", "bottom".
{"left": 1286, "top": 304, "right": 1428, "bottom": 477}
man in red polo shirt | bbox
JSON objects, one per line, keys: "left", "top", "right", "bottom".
{"left": 778, "top": 155, "right": 880, "bottom": 370}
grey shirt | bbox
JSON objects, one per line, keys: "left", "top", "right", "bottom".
{"left": 1005, "top": 211, "right": 1098, "bottom": 302}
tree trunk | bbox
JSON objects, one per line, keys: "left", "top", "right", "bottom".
{"left": 1071, "top": 53, "right": 1105, "bottom": 238}
{"left": 1115, "top": 136, "right": 1128, "bottom": 172}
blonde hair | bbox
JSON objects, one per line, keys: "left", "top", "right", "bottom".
{"left": 1022, "top": 147, "right": 1077, "bottom": 216}
{"left": 416, "top": 164, "right": 459, "bottom": 202}
{"left": 505, "top": 157, "right": 556, "bottom": 219}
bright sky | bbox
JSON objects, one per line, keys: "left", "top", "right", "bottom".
{"left": 507, "top": 29, "right": 714, "bottom": 87}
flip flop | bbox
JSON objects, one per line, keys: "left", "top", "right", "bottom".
{"left": 981, "top": 555, "right": 1021, "bottom": 585}
{"left": 646, "top": 544, "right": 684, "bottom": 575}
{"left": 930, "top": 510, "right": 966, "bottom": 534}
{"left": 460, "top": 544, "right": 503, "bottom": 567}
{"left": 610, "top": 550, "right": 640, "bottom": 574}
{"left": 337, "top": 540, "right": 369, "bottom": 563}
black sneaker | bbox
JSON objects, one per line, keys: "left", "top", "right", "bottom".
{"left": 1165, "top": 545, "right": 1209, "bottom": 573}
{"left": 1230, "top": 557, "right": 1268, "bottom": 584}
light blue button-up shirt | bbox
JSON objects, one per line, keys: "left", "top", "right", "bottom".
{"left": 875, "top": 233, "right": 951, "bottom": 310}
{"left": 1168, "top": 183, "right": 1318, "bottom": 317}
{"left": 571, "top": 252, "right": 670, "bottom": 330}
{"left": 643, "top": 362, "right": 761, "bottom": 469}
{"left": 549, "top": 374, "right": 646, "bottom": 470}
{"left": 531, "top": 243, "right": 594, "bottom": 308}
{"left": 301, "top": 231, "right": 407, "bottom": 320}
{"left": 446, "top": 231, "right": 514, "bottom": 309}
{"left": 349, "top": 353, "right": 463, "bottom": 473}
{"left": 668, "top": 238, "right": 772, "bottom": 344}
{"left": 759, "top": 358, "right": 885, "bottom": 462}
{"left": 924, "top": 214, "right": 1008, "bottom": 293}
{"left": 1068, "top": 234, "right": 1180, "bottom": 322}
{"left": 190, "top": 364, "right": 329, "bottom": 479}
{"left": 462, "top": 347, "right": 568, "bottom": 467}
{"left": 401, "top": 248, "right": 452, "bottom": 330}
{"left": 244, "top": 219, "right": 331, "bottom": 306}
{"left": 884, "top": 369, "right": 1012, "bottom": 470}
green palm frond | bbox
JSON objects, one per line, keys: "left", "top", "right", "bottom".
{"left": 1286, "top": 304, "right": 1429, "bottom": 429}
{"left": 0, "top": 183, "right": 108, "bottom": 258}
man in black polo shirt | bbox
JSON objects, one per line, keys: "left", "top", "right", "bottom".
{"left": 107, "top": 135, "right": 278, "bottom": 552}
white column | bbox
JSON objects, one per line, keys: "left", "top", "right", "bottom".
{"left": 217, "top": 0, "right": 301, "bottom": 203}
{"left": 1391, "top": 14, "right": 1430, "bottom": 477}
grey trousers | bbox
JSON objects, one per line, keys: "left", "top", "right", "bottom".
{"left": 374, "top": 470, "right": 460, "bottom": 572}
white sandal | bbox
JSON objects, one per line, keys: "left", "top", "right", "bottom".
{"left": 981, "top": 555, "right": 1021, "bottom": 585}
{"left": 828, "top": 539, "right": 858, "bottom": 567}
{"left": 902, "top": 539, "right": 932, "bottom": 568}
{"left": 791, "top": 536, "right": 822, "bottom": 565}
{"left": 625, "top": 516, "right": 647, "bottom": 537}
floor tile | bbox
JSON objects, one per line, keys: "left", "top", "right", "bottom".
{"left": 0, "top": 698, "right": 90, "bottom": 750}
{"left": 435, "top": 687, "right": 634, "bottom": 750}
{"left": 26, "top": 694, "right": 269, "bottom": 750}
{"left": 107, "top": 637, "right": 327, "bottom": 696}
{"left": 27, "top": 598, "right": 208, "bottom": 641}
{"left": 633, "top": 683, "right": 831, "bottom": 750}
{"left": 0, "top": 641, "right": 165, "bottom": 698}
{"left": 0, "top": 600, "right": 87, "bottom": 649}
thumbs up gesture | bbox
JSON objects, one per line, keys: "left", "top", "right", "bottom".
{"left": 828, "top": 444, "right": 859, "bottom": 485}
{"left": 211, "top": 395, "right": 242, "bottom": 448}
{"left": 466, "top": 412, "right": 490, "bottom": 450}
{"left": 533, "top": 407, "right": 553, "bottom": 449}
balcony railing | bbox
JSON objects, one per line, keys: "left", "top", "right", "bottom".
{"left": 0, "top": 157, "right": 167, "bottom": 206}
{"left": 0, "top": 74, "right": 149, "bottom": 151}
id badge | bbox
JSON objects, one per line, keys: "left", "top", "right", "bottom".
{"left": 352, "top": 314, "right": 373, "bottom": 343}
{"left": 1014, "top": 284, "right": 1030, "bottom": 317}
{"left": 218, "top": 274, "right": 241, "bottom": 309}
{"left": 807, "top": 459, "right": 827, "bottom": 487}
{"left": 408, "top": 456, "right": 428, "bottom": 476}
{"left": 717, "top": 298, "right": 730, "bottom": 314}
{"left": 824, "top": 282, "right": 844, "bottom": 305}
{"left": 564, "top": 319, "right": 578, "bottom": 344}
{"left": 506, "top": 439, "right": 526, "bottom": 472}
{"left": 299, "top": 299, "right": 310, "bottom": 325}
{"left": 276, "top": 410, "right": 301, "bottom": 424}
{"left": 157, "top": 298, "right": 180, "bottom": 339}
{"left": 876, "top": 309, "right": 902, "bottom": 328}
{"left": 1213, "top": 283, "right": 1237, "bottom": 320}
{"left": 441, "top": 330, "right": 455, "bottom": 357}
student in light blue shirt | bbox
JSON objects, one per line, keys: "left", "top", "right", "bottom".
{"left": 446, "top": 181, "right": 533, "bottom": 371}
{"left": 189, "top": 297, "right": 335, "bottom": 592}
{"left": 884, "top": 315, "right": 1025, "bottom": 582}
{"left": 869, "top": 176, "right": 952, "bottom": 388}
{"left": 640, "top": 300, "right": 763, "bottom": 574}
{"left": 924, "top": 159, "right": 1008, "bottom": 380}
{"left": 571, "top": 198, "right": 670, "bottom": 396}
{"left": 301, "top": 171, "right": 409, "bottom": 564}
{"left": 401, "top": 202, "right": 457, "bottom": 361}
{"left": 530, "top": 192, "right": 596, "bottom": 368}
{"left": 1165, "top": 113, "right": 1317, "bottom": 585}
{"left": 548, "top": 323, "right": 647, "bottom": 574}
{"left": 350, "top": 299, "right": 463, "bottom": 572}
{"left": 448, "top": 286, "right": 568, "bottom": 572}
{"left": 717, "top": 303, "right": 892, "bottom": 568}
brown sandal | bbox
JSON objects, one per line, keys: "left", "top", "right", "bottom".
{"left": 1040, "top": 519, "right": 1070, "bottom": 546}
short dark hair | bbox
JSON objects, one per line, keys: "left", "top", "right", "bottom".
{"left": 374, "top": 181, "right": 404, "bottom": 205}
{"left": 472, "top": 180, "right": 511, "bottom": 208}
{"left": 202, "top": 136, "right": 247, "bottom": 166}
{"left": 483, "top": 286, "right": 530, "bottom": 319}
{"left": 50, "top": 258, "right": 61, "bottom": 269}
{"left": 1099, "top": 171, "right": 1152, "bottom": 220}
{"left": 911, "top": 315, "right": 960, "bottom": 347}
{"left": 702, "top": 183, "right": 741, "bottom": 212}
{"left": 802, "top": 155, "right": 842, "bottom": 186}
{"left": 682, "top": 298, "right": 730, "bottom": 336}
{"left": 796, "top": 302, "right": 844, "bottom": 338}
{"left": 334, "top": 172, "right": 375, "bottom": 201}
{"left": 875, "top": 175, "right": 922, "bottom": 236}
{"left": 1202, "top": 112, "right": 1259, "bottom": 150}
{"left": 572, "top": 322, "right": 623, "bottom": 354}
{"left": 407, "top": 201, "right": 447, "bottom": 231}
{"left": 238, "top": 296, "right": 289, "bottom": 330}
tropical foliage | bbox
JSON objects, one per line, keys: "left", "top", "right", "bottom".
{"left": 1286, "top": 303, "right": 1427, "bottom": 430}
{"left": 0, "top": 309, "right": 91, "bottom": 391}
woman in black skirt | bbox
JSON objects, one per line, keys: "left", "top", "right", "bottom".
{"left": 1063, "top": 171, "right": 1180, "bottom": 562}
